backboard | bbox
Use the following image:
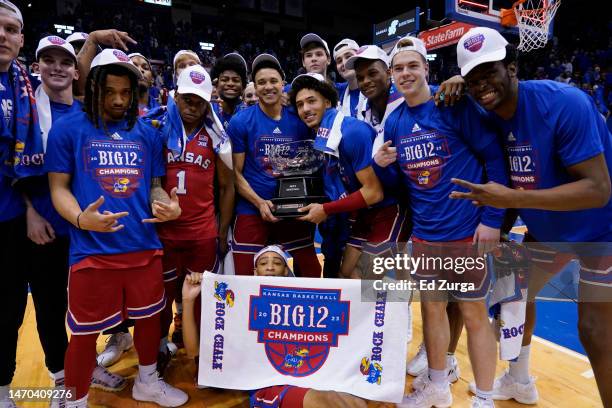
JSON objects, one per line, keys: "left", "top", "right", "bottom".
{"left": 445, "top": 0, "right": 518, "bottom": 32}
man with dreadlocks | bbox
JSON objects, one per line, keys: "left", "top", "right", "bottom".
{"left": 45, "top": 49, "right": 188, "bottom": 408}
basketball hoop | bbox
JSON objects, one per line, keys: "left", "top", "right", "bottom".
{"left": 501, "top": 0, "right": 561, "bottom": 52}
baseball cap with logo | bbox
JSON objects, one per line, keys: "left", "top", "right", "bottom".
{"left": 251, "top": 53, "right": 285, "bottom": 80}
{"left": 345, "top": 45, "right": 389, "bottom": 70}
{"left": 0, "top": 0, "right": 23, "bottom": 27}
{"left": 91, "top": 49, "right": 142, "bottom": 79}
{"left": 36, "top": 36, "right": 77, "bottom": 61}
{"left": 176, "top": 64, "right": 212, "bottom": 102}
{"left": 333, "top": 38, "right": 359, "bottom": 60}
{"left": 291, "top": 72, "right": 326, "bottom": 86}
{"left": 390, "top": 36, "right": 428, "bottom": 64}
{"left": 65, "top": 32, "right": 89, "bottom": 44}
{"left": 457, "top": 27, "right": 509, "bottom": 76}
{"left": 300, "top": 33, "right": 330, "bottom": 56}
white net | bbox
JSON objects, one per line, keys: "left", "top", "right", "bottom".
{"left": 514, "top": 0, "right": 561, "bottom": 52}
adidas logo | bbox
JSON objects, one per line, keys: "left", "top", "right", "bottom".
{"left": 412, "top": 123, "right": 421, "bottom": 133}
{"left": 507, "top": 132, "right": 516, "bottom": 142}
{"left": 110, "top": 132, "right": 123, "bottom": 140}
{"left": 273, "top": 127, "right": 282, "bottom": 134}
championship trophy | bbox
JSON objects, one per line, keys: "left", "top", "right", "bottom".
{"left": 269, "top": 140, "right": 327, "bottom": 218}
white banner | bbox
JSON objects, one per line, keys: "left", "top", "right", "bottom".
{"left": 198, "top": 273, "right": 409, "bottom": 403}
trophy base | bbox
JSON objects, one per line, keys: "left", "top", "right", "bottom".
{"left": 271, "top": 196, "right": 328, "bottom": 218}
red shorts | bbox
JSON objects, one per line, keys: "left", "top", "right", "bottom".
{"left": 411, "top": 236, "right": 491, "bottom": 300}
{"left": 232, "top": 214, "right": 315, "bottom": 255}
{"left": 348, "top": 204, "right": 410, "bottom": 255}
{"left": 252, "top": 386, "right": 309, "bottom": 408}
{"left": 67, "top": 252, "right": 165, "bottom": 335}
{"left": 161, "top": 238, "right": 219, "bottom": 282}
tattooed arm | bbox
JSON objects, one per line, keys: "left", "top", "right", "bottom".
{"left": 142, "top": 178, "right": 181, "bottom": 223}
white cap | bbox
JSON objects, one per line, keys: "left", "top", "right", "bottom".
{"left": 254, "top": 245, "right": 290, "bottom": 268}
{"left": 35, "top": 36, "right": 76, "bottom": 61}
{"left": 291, "top": 72, "right": 326, "bottom": 85}
{"left": 176, "top": 64, "right": 213, "bottom": 102}
{"left": 300, "top": 33, "right": 330, "bottom": 55}
{"left": 91, "top": 49, "right": 142, "bottom": 79}
{"left": 457, "top": 27, "right": 509, "bottom": 76}
{"left": 173, "top": 50, "right": 201, "bottom": 70}
{"left": 345, "top": 45, "right": 389, "bottom": 70}
{"left": 128, "top": 52, "right": 152, "bottom": 70}
{"left": 333, "top": 38, "right": 359, "bottom": 60}
{"left": 390, "top": 36, "right": 427, "bottom": 64}
{"left": 65, "top": 32, "right": 89, "bottom": 44}
{"left": 251, "top": 53, "right": 285, "bottom": 79}
{"left": 0, "top": 0, "right": 23, "bottom": 27}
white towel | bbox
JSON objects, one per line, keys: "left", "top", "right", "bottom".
{"left": 339, "top": 85, "right": 366, "bottom": 118}
{"left": 203, "top": 108, "right": 233, "bottom": 170}
{"left": 317, "top": 110, "right": 346, "bottom": 158}
{"left": 357, "top": 96, "right": 404, "bottom": 156}
{"left": 490, "top": 268, "right": 527, "bottom": 361}
{"left": 34, "top": 85, "right": 52, "bottom": 152}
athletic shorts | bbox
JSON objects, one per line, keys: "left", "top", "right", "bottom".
{"left": 251, "top": 385, "right": 309, "bottom": 408}
{"left": 348, "top": 204, "right": 410, "bottom": 255}
{"left": 161, "top": 237, "right": 219, "bottom": 282}
{"left": 232, "top": 214, "right": 315, "bottom": 255}
{"left": 524, "top": 234, "right": 612, "bottom": 287}
{"left": 66, "top": 252, "right": 165, "bottom": 335}
{"left": 410, "top": 236, "right": 491, "bottom": 301}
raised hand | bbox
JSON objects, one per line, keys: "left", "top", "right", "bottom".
{"left": 182, "top": 272, "right": 203, "bottom": 301}
{"left": 78, "top": 196, "right": 129, "bottom": 232}
{"left": 374, "top": 140, "right": 397, "bottom": 168}
{"left": 449, "top": 178, "right": 517, "bottom": 209}
{"left": 91, "top": 29, "right": 137, "bottom": 51}
{"left": 143, "top": 187, "right": 182, "bottom": 223}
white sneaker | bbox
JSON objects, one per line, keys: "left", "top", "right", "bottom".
{"left": 96, "top": 332, "right": 133, "bottom": 367}
{"left": 470, "top": 396, "right": 496, "bottom": 408}
{"left": 0, "top": 395, "right": 17, "bottom": 408}
{"left": 406, "top": 343, "right": 428, "bottom": 376}
{"left": 412, "top": 354, "right": 461, "bottom": 391}
{"left": 469, "top": 370, "right": 538, "bottom": 405}
{"left": 398, "top": 379, "right": 452, "bottom": 408}
{"left": 90, "top": 365, "right": 127, "bottom": 392}
{"left": 132, "top": 373, "right": 189, "bottom": 407}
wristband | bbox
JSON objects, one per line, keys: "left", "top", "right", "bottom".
{"left": 322, "top": 190, "right": 368, "bottom": 215}
{"left": 76, "top": 212, "right": 83, "bottom": 229}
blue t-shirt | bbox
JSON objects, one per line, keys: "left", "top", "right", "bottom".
{"left": 44, "top": 111, "right": 166, "bottom": 264}
{"left": 484, "top": 80, "right": 612, "bottom": 242}
{"left": 336, "top": 82, "right": 361, "bottom": 118}
{"left": 0, "top": 71, "right": 24, "bottom": 222}
{"left": 30, "top": 100, "right": 83, "bottom": 236}
{"left": 228, "top": 104, "right": 311, "bottom": 215}
{"left": 384, "top": 99, "right": 506, "bottom": 241}
{"left": 212, "top": 100, "right": 246, "bottom": 130}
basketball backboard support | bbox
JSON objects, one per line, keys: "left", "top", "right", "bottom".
{"left": 445, "top": 0, "right": 518, "bottom": 32}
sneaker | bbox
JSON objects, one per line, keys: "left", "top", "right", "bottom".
{"left": 132, "top": 373, "right": 188, "bottom": 407}
{"left": 406, "top": 343, "right": 428, "bottom": 376}
{"left": 157, "top": 342, "right": 178, "bottom": 377}
{"left": 171, "top": 313, "right": 183, "bottom": 348}
{"left": 470, "top": 396, "right": 496, "bottom": 408}
{"left": 412, "top": 354, "right": 461, "bottom": 391}
{"left": 96, "top": 332, "right": 133, "bottom": 367}
{"left": 90, "top": 365, "right": 127, "bottom": 392}
{"left": 469, "top": 371, "right": 538, "bottom": 405}
{"left": 0, "top": 395, "right": 17, "bottom": 408}
{"left": 49, "top": 379, "right": 66, "bottom": 408}
{"left": 398, "top": 379, "right": 452, "bottom": 408}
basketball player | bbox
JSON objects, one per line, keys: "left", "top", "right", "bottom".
{"left": 290, "top": 74, "right": 405, "bottom": 280}
{"left": 144, "top": 64, "right": 234, "bottom": 375}
{"left": 181, "top": 246, "right": 368, "bottom": 408}
{"left": 374, "top": 36, "right": 507, "bottom": 408}
{"left": 333, "top": 38, "right": 361, "bottom": 117}
{"left": 129, "top": 53, "right": 159, "bottom": 116}
{"left": 228, "top": 54, "right": 321, "bottom": 277}
{"left": 211, "top": 53, "right": 247, "bottom": 129}
{"left": 243, "top": 81, "right": 258, "bottom": 106}
{"left": 65, "top": 32, "right": 89, "bottom": 55}
{"left": 451, "top": 27, "right": 612, "bottom": 406}
{"left": 171, "top": 50, "right": 201, "bottom": 97}
{"left": 45, "top": 49, "right": 187, "bottom": 408}
{"left": 300, "top": 33, "right": 331, "bottom": 78}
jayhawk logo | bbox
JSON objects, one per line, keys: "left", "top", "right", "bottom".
{"left": 283, "top": 348, "right": 309, "bottom": 369}
{"left": 214, "top": 281, "right": 235, "bottom": 307}
{"left": 360, "top": 357, "right": 383, "bottom": 385}
{"left": 417, "top": 170, "right": 430, "bottom": 185}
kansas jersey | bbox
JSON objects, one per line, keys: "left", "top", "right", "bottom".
{"left": 157, "top": 126, "right": 217, "bottom": 240}
{"left": 484, "top": 80, "right": 612, "bottom": 242}
{"left": 384, "top": 99, "right": 506, "bottom": 241}
{"left": 44, "top": 111, "right": 165, "bottom": 264}
{"left": 228, "top": 104, "right": 311, "bottom": 215}
{"left": 0, "top": 71, "right": 24, "bottom": 221}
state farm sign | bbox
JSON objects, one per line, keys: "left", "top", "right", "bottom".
{"left": 418, "top": 22, "right": 476, "bottom": 51}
